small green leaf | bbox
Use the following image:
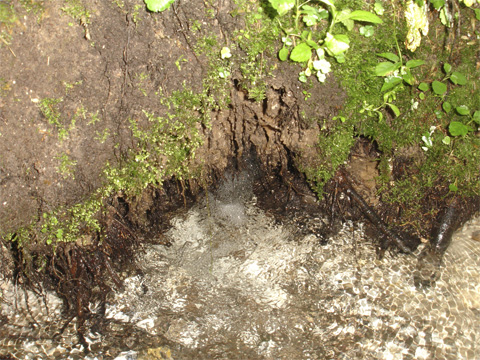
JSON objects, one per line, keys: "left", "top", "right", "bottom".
{"left": 473, "top": 110, "right": 480, "bottom": 125}
{"left": 144, "top": 0, "right": 175, "bottom": 12}
{"left": 442, "top": 136, "right": 451, "bottom": 145}
{"left": 359, "top": 25, "right": 375, "bottom": 37}
{"left": 402, "top": 69, "right": 414, "bottom": 85}
{"left": 449, "top": 183, "right": 458, "bottom": 192}
{"left": 418, "top": 82, "right": 429, "bottom": 91}
{"left": 405, "top": 59, "right": 425, "bottom": 68}
{"left": 456, "top": 105, "right": 470, "bottom": 116}
{"left": 443, "top": 63, "right": 452, "bottom": 73}
{"left": 334, "top": 53, "right": 346, "bottom": 63}
{"left": 442, "top": 101, "right": 452, "bottom": 113}
{"left": 278, "top": 47, "right": 289, "bottom": 61}
{"left": 432, "top": 80, "right": 447, "bottom": 95}
{"left": 268, "top": 0, "right": 295, "bottom": 16}
{"left": 344, "top": 10, "right": 383, "bottom": 24}
{"left": 450, "top": 71, "right": 467, "bottom": 85}
{"left": 380, "top": 77, "right": 402, "bottom": 92}
{"left": 475, "top": 8, "right": 480, "bottom": 21}
{"left": 377, "top": 52, "right": 400, "bottom": 62}
{"left": 431, "top": 0, "right": 445, "bottom": 9}
{"left": 419, "top": 92, "right": 425, "bottom": 100}
{"left": 375, "top": 62, "right": 400, "bottom": 76}
{"left": 338, "top": 9, "right": 354, "bottom": 31}
{"left": 290, "top": 42, "right": 312, "bottom": 62}
{"left": 324, "top": 33, "right": 350, "bottom": 56}
{"left": 298, "top": 71, "right": 308, "bottom": 83}
{"left": 374, "top": 1, "right": 385, "bottom": 15}
{"left": 388, "top": 103, "right": 400, "bottom": 117}
{"left": 449, "top": 121, "right": 470, "bottom": 136}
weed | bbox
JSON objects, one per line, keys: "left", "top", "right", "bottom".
{"left": 56, "top": 152, "right": 77, "bottom": 179}
{"left": 61, "top": 0, "right": 91, "bottom": 25}
{"left": 0, "top": 1, "right": 16, "bottom": 46}
{"left": 20, "top": 0, "right": 45, "bottom": 15}
{"left": 270, "top": 0, "right": 382, "bottom": 83}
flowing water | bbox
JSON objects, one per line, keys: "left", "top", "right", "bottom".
{"left": 1, "top": 173, "right": 479, "bottom": 359}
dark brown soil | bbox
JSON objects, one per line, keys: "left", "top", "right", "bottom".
{"left": 0, "top": 0, "right": 345, "bottom": 235}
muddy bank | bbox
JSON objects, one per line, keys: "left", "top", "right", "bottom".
{"left": 1, "top": 169, "right": 479, "bottom": 359}
{"left": 0, "top": 0, "right": 479, "bottom": 357}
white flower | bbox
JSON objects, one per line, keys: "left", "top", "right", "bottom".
{"left": 411, "top": 99, "right": 419, "bottom": 110}
{"left": 313, "top": 59, "right": 331, "bottom": 74}
{"left": 220, "top": 47, "right": 232, "bottom": 59}
{"left": 317, "top": 71, "right": 327, "bottom": 83}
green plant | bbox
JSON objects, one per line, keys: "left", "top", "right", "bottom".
{"left": 271, "top": 0, "right": 382, "bottom": 83}
{"left": 61, "top": 0, "right": 91, "bottom": 24}
{"left": 0, "top": 1, "right": 17, "bottom": 46}
{"left": 56, "top": 152, "right": 77, "bottom": 179}
{"left": 144, "top": 0, "right": 175, "bottom": 12}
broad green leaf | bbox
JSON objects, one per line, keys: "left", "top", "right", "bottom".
{"left": 473, "top": 110, "right": 480, "bottom": 125}
{"left": 449, "top": 121, "right": 470, "bottom": 136}
{"left": 340, "top": 10, "right": 383, "bottom": 24}
{"left": 305, "top": 39, "right": 319, "bottom": 49}
{"left": 450, "top": 71, "right": 467, "bottom": 85}
{"left": 337, "top": 9, "right": 354, "bottom": 31}
{"left": 432, "top": 80, "right": 447, "bottom": 95}
{"left": 443, "top": 63, "right": 452, "bottom": 73}
{"left": 475, "top": 8, "right": 480, "bottom": 21}
{"left": 442, "top": 101, "right": 452, "bottom": 113}
{"left": 402, "top": 69, "right": 414, "bottom": 85}
{"left": 418, "top": 82, "right": 429, "bottom": 91}
{"left": 324, "top": 33, "right": 350, "bottom": 56}
{"left": 456, "top": 105, "right": 470, "bottom": 116}
{"left": 334, "top": 53, "right": 346, "bottom": 63}
{"left": 375, "top": 62, "right": 400, "bottom": 76}
{"left": 449, "top": 184, "right": 458, "bottom": 192}
{"left": 388, "top": 103, "right": 400, "bottom": 117}
{"left": 145, "top": 0, "right": 175, "bottom": 12}
{"left": 431, "top": 0, "right": 445, "bottom": 9}
{"left": 278, "top": 47, "right": 289, "bottom": 61}
{"left": 380, "top": 77, "right": 402, "bottom": 92}
{"left": 268, "top": 0, "right": 295, "bottom": 16}
{"left": 303, "top": 14, "right": 319, "bottom": 26}
{"left": 406, "top": 59, "right": 425, "bottom": 68}
{"left": 290, "top": 42, "right": 312, "bottom": 62}
{"left": 377, "top": 52, "right": 399, "bottom": 62}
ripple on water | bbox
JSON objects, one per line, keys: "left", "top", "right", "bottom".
{"left": 1, "top": 189, "right": 479, "bottom": 359}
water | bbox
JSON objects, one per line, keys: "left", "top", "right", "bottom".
{"left": 1, "top": 173, "right": 479, "bottom": 359}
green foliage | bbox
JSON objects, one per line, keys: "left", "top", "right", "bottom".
{"left": 0, "top": 1, "right": 17, "bottom": 46}
{"left": 56, "top": 152, "right": 77, "bottom": 179}
{"left": 61, "top": 0, "right": 91, "bottom": 24}
{"left": 271, "top": 0, "right": 382, "bottom": 83}
{"left": 144, "top": 0, "right": 175, "bottom": 12}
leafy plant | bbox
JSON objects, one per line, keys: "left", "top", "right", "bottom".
{"left": 271, "top": 0, "right": 383, "bottom": 82}
{"left": 375, "top": 52, "right": 425, "bottom": 92}
{"left": 144, "top": 0, "right": 175, "bottom": 12}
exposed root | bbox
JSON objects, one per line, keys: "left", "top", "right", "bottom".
{"left": 336, "top": 168, "right": 417, "bottom": 253}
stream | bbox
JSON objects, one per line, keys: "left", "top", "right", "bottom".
{"left": 1, "top": 172, "right": 479, "bottom": 359}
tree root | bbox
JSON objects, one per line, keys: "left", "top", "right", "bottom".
{"left": 336, "top": 168, "right": 416, "bottom": 253}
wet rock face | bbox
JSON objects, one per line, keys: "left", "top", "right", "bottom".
{"left": 1, "top": 172, "right": 479, "bottom": 359}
